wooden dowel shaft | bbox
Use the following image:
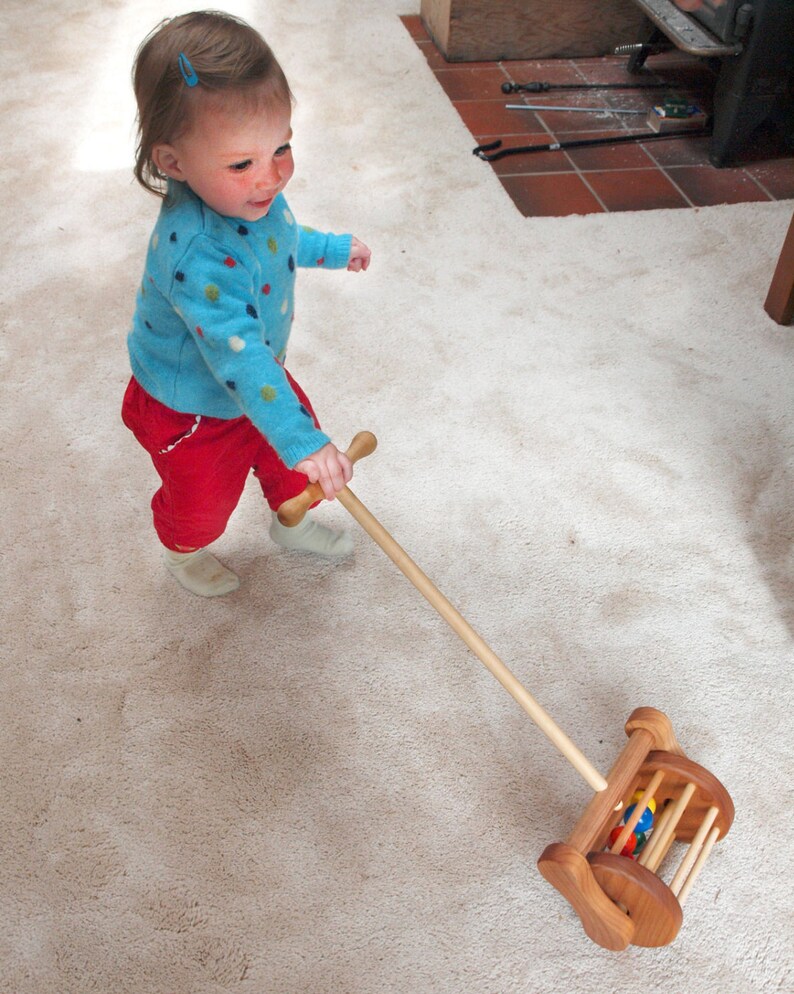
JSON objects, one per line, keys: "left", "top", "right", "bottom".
{"left": 670, "top": 806, "right": 719, "bottom": 897}
{"left": 677, "top": 825, "right": 720, "bottom": 907}
{"left": 335, "top": 486, "right": 608, "bottom": 794}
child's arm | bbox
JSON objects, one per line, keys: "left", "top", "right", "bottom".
{"left": 296, "top": 227, "right": 371, "bottom": 273}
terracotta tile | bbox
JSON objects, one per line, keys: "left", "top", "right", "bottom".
{"left": 585, "top": 168, "right": 690, "bottom": 211}
{"left": 400, "top": 15, "right": 430, "bottom": 42}
{"left": 474, "top": 135, "right": 575, "bottom": 176}
{"left": 648, "top": 52, "right": 720, "bottom": 88}
{"left": 417, "top": 40, "right": 452, "bottom": 71}
{"left": 730, "top": 122, "right": 794, "bottom": 166}
{"left": 573, "top": 55, "right": 714, "bottom": 103}
{"left": 665, "top": 165, "right": 771, "bottom": 206}
{"left": 499, "top": 59, "right": 583, "bottom": 88}
{"left": 534, "top": 106, "right": 644, "bottom": 134}
{"left": 434, "top": 67, "right": 509, "bottom": 101}
{"left": 564, "top": 131, "right": 658, "bottom": 170}
{"left": 744, "top": 159, "right": 794, "bottom": 200}
{"left": 499, "top": 173, "right": 605, "bottom": 217}
{"left": 571, "top": 57, "right": 660, "bottom": 85}
{"left": 509, "top": 88, "right": 654, "bottom": 134}
{"left": 643, "top": 134, "right": 713, "bottom": 167}
{"left": 453, "top": 99, "right": 546, "bottom": 139}
{"left": 650, "top": 62, "right": 716, "bottom": 92}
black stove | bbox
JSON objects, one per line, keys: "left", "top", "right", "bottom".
{"left": 628, "top": 0, "right": 794, "bottom": 166}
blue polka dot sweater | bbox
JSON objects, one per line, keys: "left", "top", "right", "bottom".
{"left": 128, "top": 182, "right": 352, "bottom": 468}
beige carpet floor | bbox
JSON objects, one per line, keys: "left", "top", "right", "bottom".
{"left": 1, "top": 1, "right": 793, "bottom": 992}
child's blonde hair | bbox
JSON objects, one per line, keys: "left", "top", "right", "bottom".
{"left": 132, "top": 10, "right": 293, "bottom": 196}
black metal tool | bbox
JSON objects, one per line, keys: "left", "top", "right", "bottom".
{"left": 473, "top": 128, "right": 712, "bottom": 162}
{"left": 501, "top": 80, "right": 670, "bottom": 94}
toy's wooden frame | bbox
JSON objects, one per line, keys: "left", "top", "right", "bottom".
{"left": 538, "top": 707, "right": 734, "bottom": 949}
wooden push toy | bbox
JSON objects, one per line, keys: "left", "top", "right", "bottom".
{"left": 278, "top": 432, "right": 734, "bottom": 951}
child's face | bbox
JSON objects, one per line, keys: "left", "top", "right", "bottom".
{"left": 153, "top": 97, "right": 295, "bottom": 222}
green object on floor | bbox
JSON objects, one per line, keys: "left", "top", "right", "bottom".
{"left": 661, "top": 96, "right": 695, "bottom": 118}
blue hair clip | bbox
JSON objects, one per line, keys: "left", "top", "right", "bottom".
{"left": 178, "top": 52, "right": 199, "bottom": 88}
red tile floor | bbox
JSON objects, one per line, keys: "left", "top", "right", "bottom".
{"left": 402, "top": 15, "right": 794, "bottom": 217}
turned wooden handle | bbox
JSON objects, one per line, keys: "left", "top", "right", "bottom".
{"left": 277, "top": 430, "right": 378, "bottom": 526}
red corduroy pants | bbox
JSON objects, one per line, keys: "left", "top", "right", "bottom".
{"left": 122, "top": 374, "right": 318, "bottom": 552}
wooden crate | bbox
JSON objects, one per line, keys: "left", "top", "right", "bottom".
{"left": 420, "top": 0, "right": 649, "bottom": 62}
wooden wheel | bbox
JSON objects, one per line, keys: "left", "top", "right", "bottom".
{"left": 588, "top": 852, "right": 683, "bottom": 947}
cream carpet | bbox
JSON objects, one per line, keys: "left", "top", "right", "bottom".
{"left": 2, "top": 1, "right": 793, "bottom": 991}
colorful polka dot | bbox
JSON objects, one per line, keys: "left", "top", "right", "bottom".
{"left": 224, "top": 256, "right": 236, "bottom": 268}
{"left": 228, "top": 335, "right": 245, "bottom": 352}
{"left": 260, "top": 385, "right": 277, "bottom": 402}
{"left": 152, "top": 233, "right": 159, "bottom": 250}
{"left": 280, "top": 299, "right": 288, "bottom": 315}
{"left": 246, "top": 304, "right": 258, "bottom": 319}
{"left": 267, "top": 236, "right": 278, "bottom": 254}
{"left": 316, "top": 257, "right": 325, "bottom": 266}
{"left": 262, "top": 284, "right": 271, "bottom": 295}
{"left": 205, "top": 284, "right": 220, "bottom": 302}
{"left": 175, "top": 271, "right": 185, "bottom": 282}
{"left": 288, "top": 255, "right": 295, "bottom": 272}
{"left": 301, "top": 225, "right": 315, "bottom": 233}
{"left": 169, "top": 231, "right": 177, "bottom": 242}
{"left": 144, "top": 320, "right": 152, "bottom": 330}
{"left": 237, "top": 224, "right": 249, "bottom": 235}
{"left": 226, "top": 380, "right": 236, "bottom": 390}
{"left": 299, "top": 405, "right": 311, "bottom": 419}
{"left": 283, "top": 209, "right": 294, "bottom": 225}
{"left": 195, "top": 325, "right": 204, "bottom": 338}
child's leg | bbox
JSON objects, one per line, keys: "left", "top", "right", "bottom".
{"left": 252, "top": 370, "right": 353, "bottom": 558}
{"left": 122, "top": 378, "right": 261, "bottom": 594}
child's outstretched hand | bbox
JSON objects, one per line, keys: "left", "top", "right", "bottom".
{"left": 295, "top": 442, "right": 354, "bottom": 501}
{"left": 347, "top": 237, "right": 371, "bottom": 273}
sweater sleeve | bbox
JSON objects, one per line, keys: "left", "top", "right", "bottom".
{"left": 296, "top": 226, "right": 352, "bottom": 270}
{"left": 170, "top": 234, "right": 330, "bottom": 468}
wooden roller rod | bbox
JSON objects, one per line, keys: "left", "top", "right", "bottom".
{"left": 609, "top": 770, "right": 665, "bottom": 855}
{"left": 637, "top": 802, "right": 675, "bottom": 868}
{"left": 642, "top": 783, "right": 696, "bottom": 874}
{"left": 670, "top": 806, "right": 720, "bottom": 899}
{"left": 278, "top": 433, "right": 608, "bottom": 794}
{"left": 676, "top": 825, "right": 720, "bottom": 907}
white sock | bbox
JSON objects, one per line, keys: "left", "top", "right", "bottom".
{"left": 162, "top": 548, "right": 240, "bottom": 597}
{"left": 269, "top": 511, "right": 354, "bottom": 558}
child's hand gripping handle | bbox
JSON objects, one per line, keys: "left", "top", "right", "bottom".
{"left": 278, "top": 431, "right": 378, "bottom": 527}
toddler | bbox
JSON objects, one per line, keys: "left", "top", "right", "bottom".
{"left": 122, "top": 11, "right": 371, "bottom": 597}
